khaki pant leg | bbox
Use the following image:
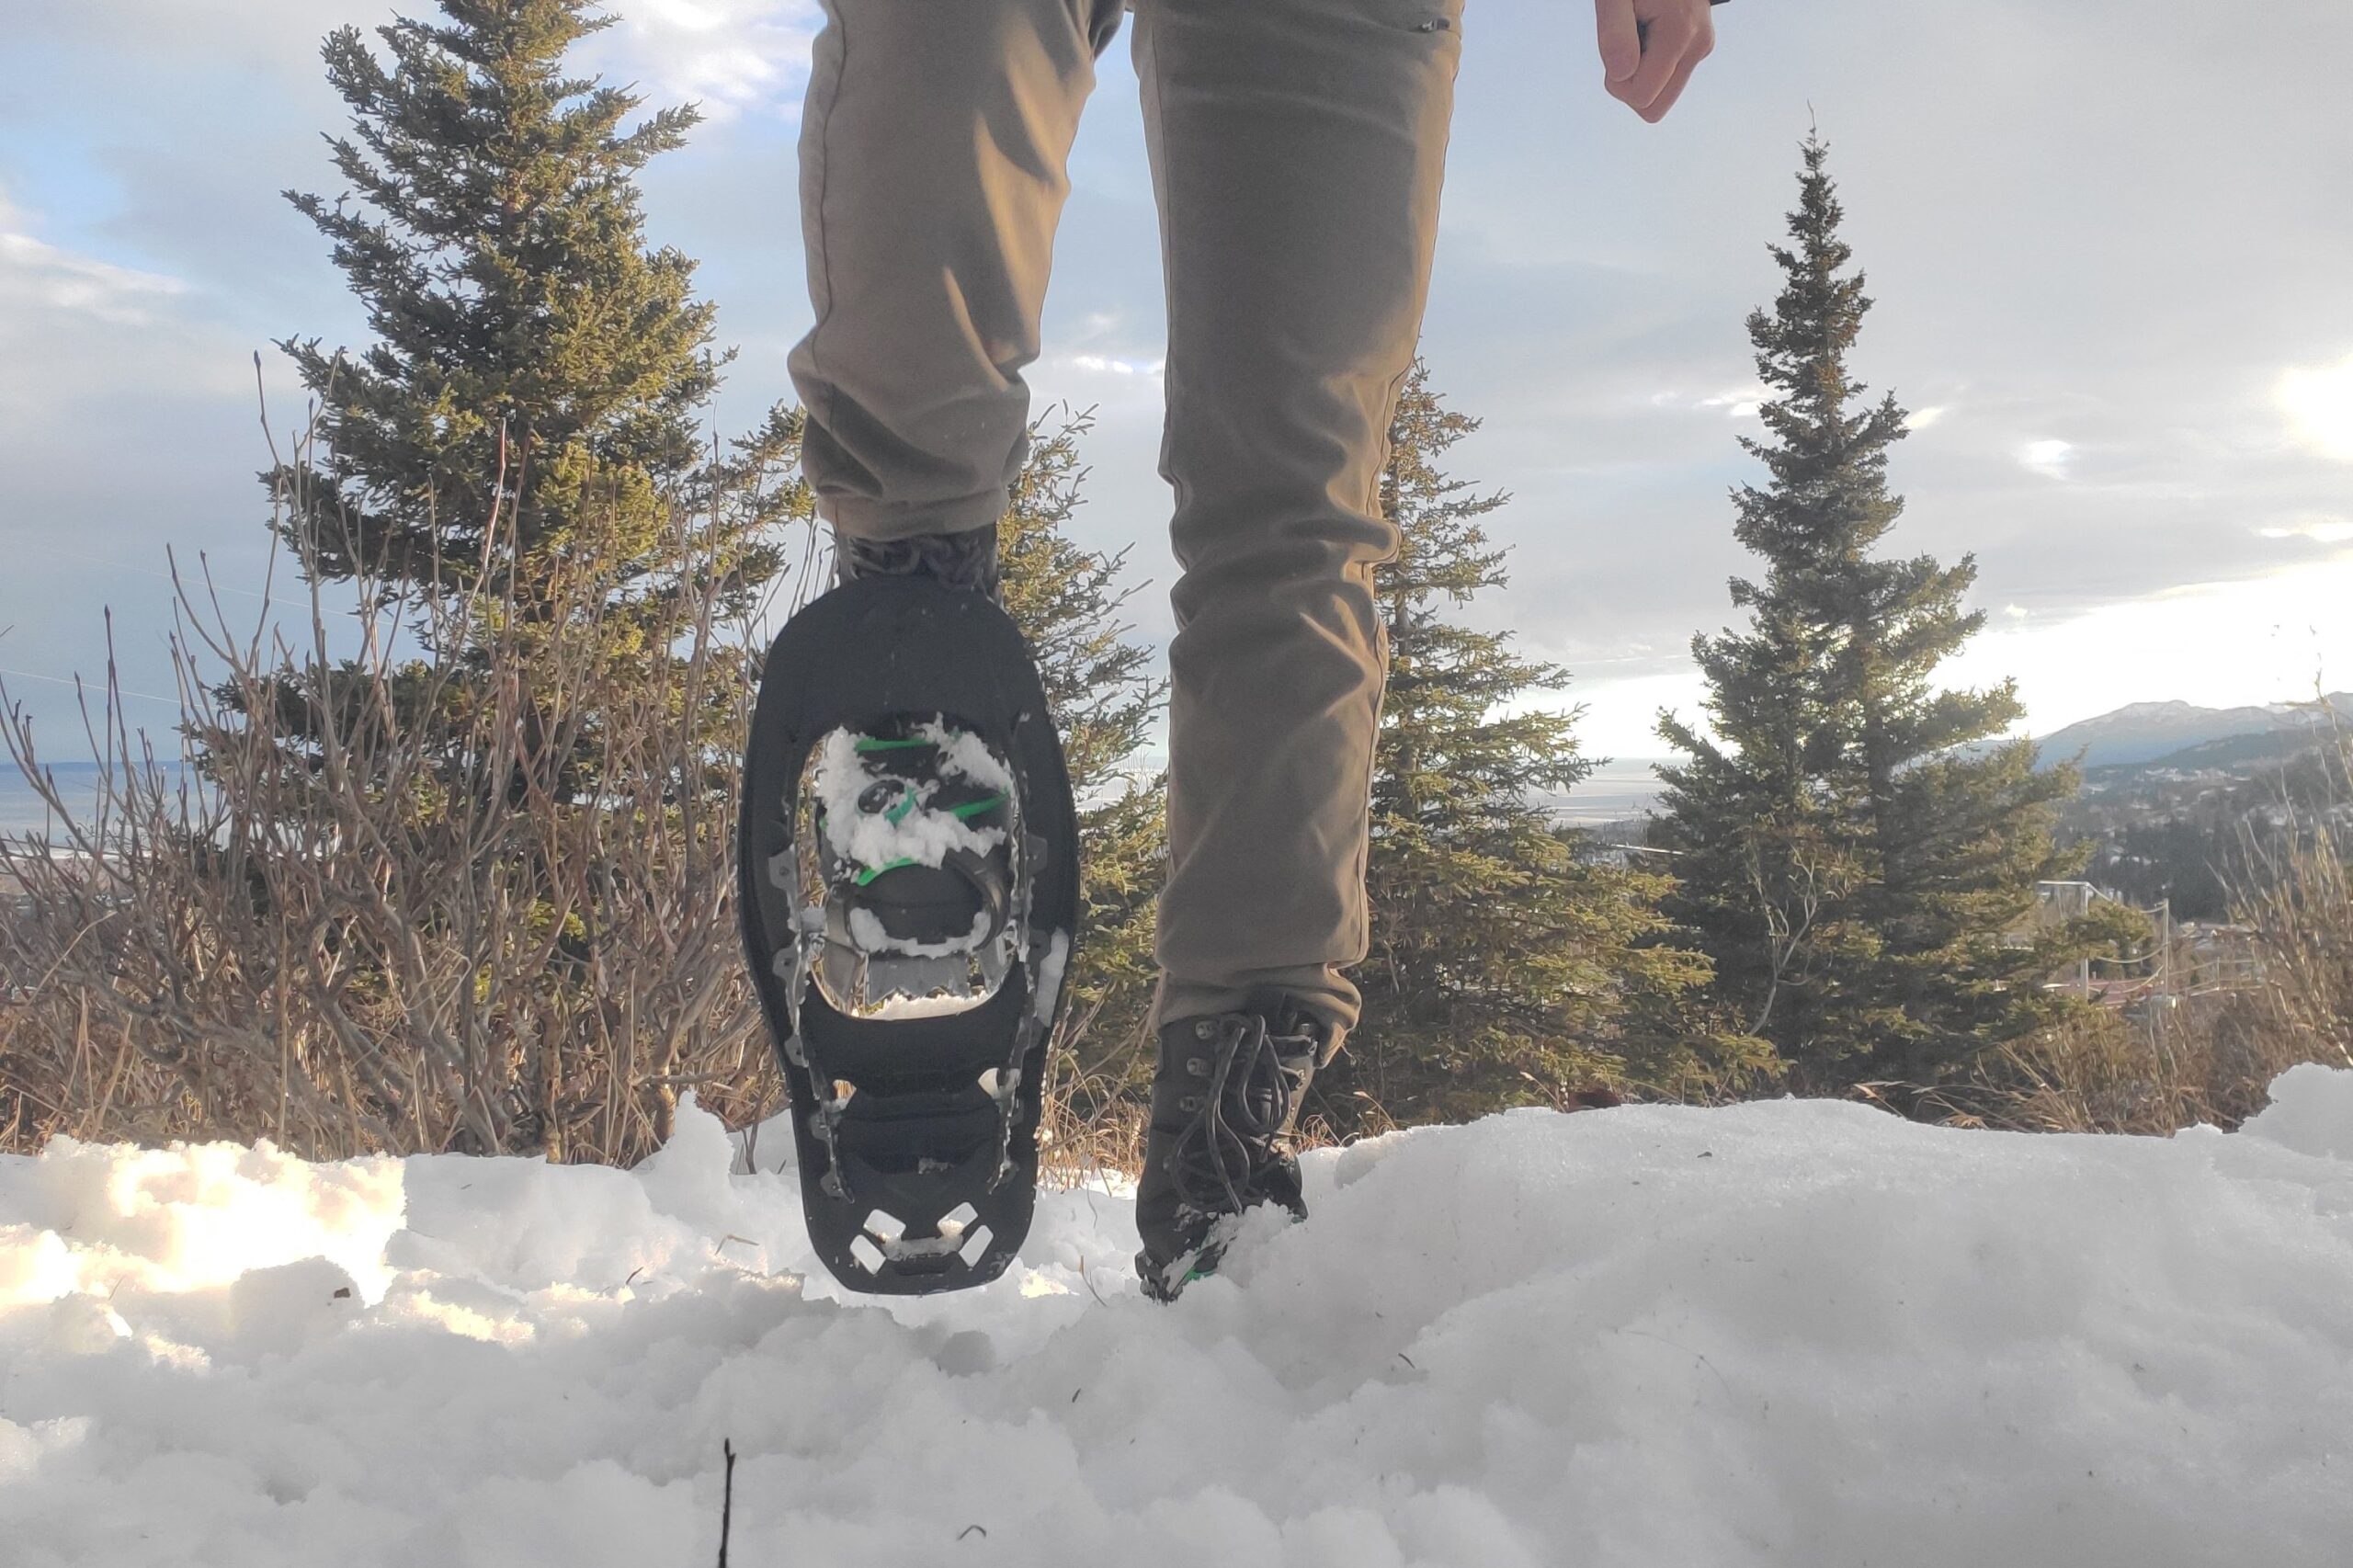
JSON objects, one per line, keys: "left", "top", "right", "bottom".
{"left": 788, "top": 0, "right": 1130, "bottom": 542}
{"left": 1133, "top": 0, "right": 1465, "bottom": 1052}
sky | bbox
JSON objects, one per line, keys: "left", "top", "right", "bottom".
{"left": 2, "top": 0, "right": 2348, "bottom": 763}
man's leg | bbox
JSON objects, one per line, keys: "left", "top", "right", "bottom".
{"left": 787, "top": 0, "right": 1129, "bottom": 547}
{"left": 1133, "top": 0, "right": 1466, "bottom": 1055}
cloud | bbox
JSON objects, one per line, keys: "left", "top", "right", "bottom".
{"left": 1061, "top": 354, "right": 1165, "bottom": 379}
{"left": 2257, "top": 514, "right": 2353, "bottom": 546}
{"left": 582, "top": 0, "right": 822, "bottom": 119}
{"left": 2018, "top": 438, "right": 2074, "bottom": 478}
{"left": 0, "top": 191, "right": 187, "bottom": 329}
{"left": 0, "top": 189, "right": 248, "bottom": 427}
{"left": 1029, "top": 309, "right": 1167, "bottom": 404}
{"left": 1905, "top": 404, "right": 1949, "bottom": 430}
{"left": 13, "top": 1, "right": 397, "bottom": 76}
{"left": 1639, "top": 388, "right": 1763, "bottom": 417}
{"left": 2278, "top": 351, "right": 2353, "bottom": 461}
{"left": 18, "top": 1, "right": 821, "bottom": 121}
{"left": 0, "top": 189, "right": 271, "bottom": 750}
{"left": 1949, "top": 555, "right": 2353, "bottom": 736}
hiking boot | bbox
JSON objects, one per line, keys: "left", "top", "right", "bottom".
{"left": 1134, "top": 1003, "right": 1330, "bottom": 1301}
{"left": 834, "top": 525, "right": 1002, "bottom": 600}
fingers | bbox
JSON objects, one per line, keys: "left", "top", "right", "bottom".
{"left": 1594, "top": 0, "right": 1643, "bottom": 84}
{"left": 1634, "top": 25, "right": 1711, "bottom": 123}
{"left": 1601, "top": 1, "right": 1716, "bottom": 123}
{"left": 1612, "top": 8, "right": 1688, "bottom": 116}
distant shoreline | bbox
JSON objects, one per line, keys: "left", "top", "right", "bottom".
{"left": 6, "top": 757, "right": 1674, "bottom": 837}
{"left": 1545, "top": 756, "right": 1675, "bottom": 826}
{"left": 2, "top": 761, "right": 194, "bottom": 839}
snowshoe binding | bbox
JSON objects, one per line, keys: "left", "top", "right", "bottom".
{"left": 738, "top": 563, "right": 1078, "bottom": 1294}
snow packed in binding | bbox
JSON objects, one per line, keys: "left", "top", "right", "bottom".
{"left": 737, "top": 574, "right": 1079, "bottom": 1295}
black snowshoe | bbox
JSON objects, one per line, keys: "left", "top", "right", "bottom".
{"left": 738, "top": 571, "right": 1078, "bottom": 1294}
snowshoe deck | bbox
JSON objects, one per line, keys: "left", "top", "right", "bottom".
{"left": 738, "top": 575, "right": 1079, "bottom": 1294}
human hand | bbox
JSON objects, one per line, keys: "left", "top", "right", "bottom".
{"left": 1594, "top": 0, "right": 1717, "bottom": 124}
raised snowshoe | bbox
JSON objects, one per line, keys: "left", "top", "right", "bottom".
{"left": 738, "top": 568, "right": 1078, "bottom": 1294}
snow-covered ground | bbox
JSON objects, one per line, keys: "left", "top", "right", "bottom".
{"left": 5, "top": 1068, "right": 2350, "bottom": 1567}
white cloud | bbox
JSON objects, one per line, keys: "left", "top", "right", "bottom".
{"left": 1642, "top": 388, "right": 1763, "bottom": 416}
{"left": 1063, "top": 354, "right": 1164, "bottom": 378}
{"left": 0, "top": 190, "right": 188, "bottom": 329}
{"left": 1036, "top": 311, "right": 1166, "bottom": 394}
{"left": 1559, "top": 665, "right": 1712, "bottom": 758}
{"left": 585, "top": 0, "right": 821, "bottom": 119}
{"left": 22, "top": 1, "right": 821, "bottom": 120}
{"left": 1950, "top": 556, "right": 2353, "bottom": 733}
{"left": 2019, "top": 438, "right": 2074, "bottom": 478}
{"left": 1905, "top": 404, "right": 1949, "bottom": 430}
{"left": 0, "top": 189, "right": 246, "bottom": 426}
{"left": 2257, "top": 514, "right": 2353, "bottom": 546}
{"left": 2278, "top": 350, "right": 2353, "bottom": 461}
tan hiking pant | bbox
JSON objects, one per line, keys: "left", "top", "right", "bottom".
{"left": 786, "top": 0, "right": 1464, "bottom": 1052}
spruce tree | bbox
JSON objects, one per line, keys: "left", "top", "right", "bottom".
{"left": 1652, "top": 132, "right": 2135, "bottom": 1095}
{"left": 278, "top": 0, "right": 754, "bottom": 617}
{"left": 193, "top": 0, "right": 805, "bottom": 1155}
{"left": 1314, "top": 360, "right": 1716, "bottom": 1133}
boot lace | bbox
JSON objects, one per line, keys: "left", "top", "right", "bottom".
{"left": 1169, "top": 1012, "right": 1318, "bottom": 1217}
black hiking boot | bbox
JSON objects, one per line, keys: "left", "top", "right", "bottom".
{"left": 1134, "top": 1003, "right": 1331, "bottom": 1301}
{"left": 835, "top": 525, "right": 1002, "bottom": 601}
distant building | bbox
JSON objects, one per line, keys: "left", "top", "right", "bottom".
{"left": 2003, "top": 880, "right": 2143, "bottom": 1000}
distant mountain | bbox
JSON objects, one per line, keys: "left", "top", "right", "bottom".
{"left": 2092, "top": 726, "right": 2341, "bottom": 782}
{"left": 2033, "top": 694, "right": 2353, "bottom": 770}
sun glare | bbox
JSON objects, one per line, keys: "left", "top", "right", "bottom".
{"left": 2279, "top": 351, "right": 2353, "bottom": 460}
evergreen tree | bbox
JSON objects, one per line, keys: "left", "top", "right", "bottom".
{"left": 279, "top": 0, "right": 758, "bottom": 617}
{"left": 180, "top": 0, "right": 810, "bottom": 1156}
{"left": 1652, "top": 132, "right": 2136, "bottom": 1095}
{"left": 258, "top": 0, "right": 793, "bottom": 815}
{"left": 1315, "top": 361, "right": 1719, "bottom": 1134}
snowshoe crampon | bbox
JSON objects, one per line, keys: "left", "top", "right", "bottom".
{"left": 738, "top": 576, "right": 1079, "bottom": 1294}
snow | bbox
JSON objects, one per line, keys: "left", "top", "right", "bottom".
{"left": 4, "top": 1070, "right": 2351, "bottom": 1565}
{"left": 2240, "top": 1061, "right": 2353, "bottom": 1160}
{"left": 919, "top": 716, "right": 1016, "bottom": 795}
{"left": 864, "top": 989, "right": 992, "bottom": 1019}
{"left": 812, "top": 725, "right": 1009, "bottom": 876}
{"left": 1030, "top": 928, "right": 1072, "bottom": 1022}
{"left": 844, "top": 903, "right": 994, "bottom": 959}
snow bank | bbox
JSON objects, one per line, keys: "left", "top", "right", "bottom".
{"left": 4, "top": 1072, "right": 2349, "bottom": 1567}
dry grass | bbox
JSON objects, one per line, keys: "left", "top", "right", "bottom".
{"left": 0, "top": 402, "right": 820, "bottom": 1163}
